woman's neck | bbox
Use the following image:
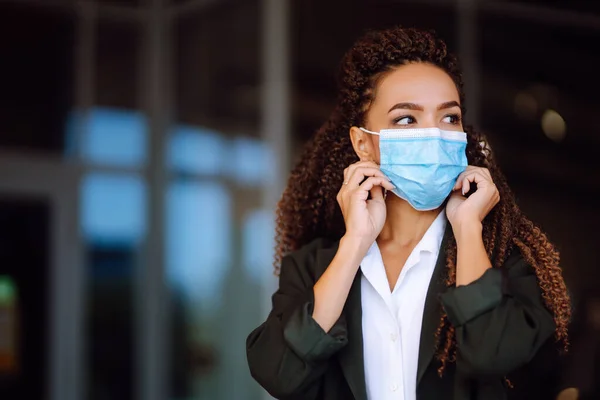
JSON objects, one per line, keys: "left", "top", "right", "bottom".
{"left": 377, "top": 195, "right": 442, "bottom": 247}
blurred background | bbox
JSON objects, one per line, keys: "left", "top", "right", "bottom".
{"left": 0, "top": 0, "right": 599, "bottom": 399}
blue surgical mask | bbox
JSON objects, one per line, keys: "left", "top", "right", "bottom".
{"left": 359, "top": 127, "right": 468, "bottom": 211}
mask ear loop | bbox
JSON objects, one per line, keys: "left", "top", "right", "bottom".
{"left": 359, "top": 127, "right": 385, "bottom": 183}
{"left": 359, "top": 127, "right": 380, "bottom": 135}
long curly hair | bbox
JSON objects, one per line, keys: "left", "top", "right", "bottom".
{"left": 274, "top": 26, "right": 570, "bottom": 375}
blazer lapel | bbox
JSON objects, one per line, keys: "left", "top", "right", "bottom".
{"left": 316, "top": 227, "right": 446, "bottom": 398}
{"left": 337, "top": 272, "right": 367, "bottom": 400}
{"left": 315, "top": 244, "right": 367, "bottom": 400}
{"left": 417, "top": 226, "right": 452, "bottom": 384}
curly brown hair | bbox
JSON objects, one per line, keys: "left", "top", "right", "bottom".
{"left": 274, "top": 26, "right": 570, "bottom": 375}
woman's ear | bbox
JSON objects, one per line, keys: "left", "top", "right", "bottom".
{"left": 349, "top": 126, "right": 376, "bottom": 161}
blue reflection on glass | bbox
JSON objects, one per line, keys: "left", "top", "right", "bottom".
{"left": 81, "top": 173, "right": 147, "bottom": 245}
{"left": 67, "top": 107, "right": 147, "bottom": 167}
{"left": 168, "top": 125, "right": 224, "bottom": 175}
{"left": 242, "top": 209, "right": 275, "bottom": 285}
{"left": 166, "top": 181, "right": 232, "bottom": 312}
{"left": 226, "top": 137, "right": 275, "bottom": 187}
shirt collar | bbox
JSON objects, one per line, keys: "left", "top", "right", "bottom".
{"left": 417, "top": 209, "right": 447, "bottom": 256}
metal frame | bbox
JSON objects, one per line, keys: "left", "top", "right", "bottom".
{"left": 137, "top": 0, "right": 170, "bottom": 399}
{"left": 260, "top": 0, "right": 291, "bottom": 311}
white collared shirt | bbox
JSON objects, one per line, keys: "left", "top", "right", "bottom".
{"left": 361, "top": 210, "right": 447, "bottom": 400}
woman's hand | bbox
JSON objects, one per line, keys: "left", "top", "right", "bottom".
{"left": 311, "top": 161, "right": 394, "bottom": 333}
{"left": 336, "top": 161, "right": 395, "bottom": 247}
{"left": 446, "top": 165, "right": 500, "bottom": 231}
{"left": 446, "top": 166, "right": 499, "bottom": 285}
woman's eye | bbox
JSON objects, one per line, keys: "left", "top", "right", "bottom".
{"left": 442, "top": 114, "right": 461, "bottom": 124}
{"left": 394, "top": 116, "right": 415, "bottom": 125}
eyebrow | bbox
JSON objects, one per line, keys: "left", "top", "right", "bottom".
{"left": 437, "top": 101, "right": 461, "bottom": 111}
{"left": 387, "top": 100, "right": 461, "bottom": 113}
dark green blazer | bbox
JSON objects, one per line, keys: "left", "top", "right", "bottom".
{"left": 246, "top": 229, "right": 556, "bottom": 400}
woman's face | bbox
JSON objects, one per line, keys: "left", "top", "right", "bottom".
{"left": 350, "top": 62, "right": 463, "bottom": 162}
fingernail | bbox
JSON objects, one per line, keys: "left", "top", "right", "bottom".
{"left": 461, "top": 189, "right": 465, "bottom": 196}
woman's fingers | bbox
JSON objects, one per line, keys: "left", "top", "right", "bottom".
{"left": 338, "top": 162, "right": 391, "bottom": 242}
{"left": 354, "top": 177, "right": 395, "bottom": 200}
{"left": 343, "top": 161, "right": 377, "bottom": 181}
{"left": 346, "top": 167, "right": 388, "bottom": 187}
{"left": 343, "top": 161, "right": 381, "bottom": 184}
{"left": 339, "top": 161, "right": 393, "bottom": 207}
{"left": 453, "top": 167, "right": 493, "bottom": 195}
{"left": 462, "top": 172, "right": 489, "bottom": 194}
{"left": 370, "top": 185, "right": 385, "bottom": 202}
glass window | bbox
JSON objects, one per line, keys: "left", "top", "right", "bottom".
{"left": 67, "top": 107, "right": 148, "bottom": 167}
{"left": 0, "top": 4, "right": 74, "bottom": 154}
{"left": 81, "top": 173, "right": 147, "bottom": 245}
{"left": 168, "top": 125, "right": 225, "bottom": 176}
{"left": 166, "top": 181, "right": 232, "bottom": 315}
{"left": 166, "top": 181, "right": 234, "bottom": 398}
{"left": 174, "top": 1, "right": 261, "bottom": 130}
{"left": 242, "top": 209, "right": 276, "bottom": 286}
{"left": 86, "top": 243, "right": 137, "bottom": 400}
{"left": 77, "top": 12, "right": 146, "bottom": 400}
{"left": 170, "top": 2, "right": 275, "bottom": 398}
{"left": 225, "top": 138, "right": 275, "bottom": 187}
{"left": 81, "top": 172, "right": 147, "bottom": 400}
{"left": 96, "top": 18, "right": 141, "bottom": 110}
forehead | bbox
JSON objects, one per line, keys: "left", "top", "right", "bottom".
{"left": 372, "top": 63, "right": 460, "bottom": 107}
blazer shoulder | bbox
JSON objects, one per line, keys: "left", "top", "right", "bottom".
{"left": 284, "top": 237, "right": 340, "bottom": 276}
{"left": 502, "top": 244, "right": 538, "bottom": 277}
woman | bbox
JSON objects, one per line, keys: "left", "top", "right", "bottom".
{"left": 246, "top": 26, "right": 571, "bottom": 400}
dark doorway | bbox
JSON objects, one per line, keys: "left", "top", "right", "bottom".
{"left": 0, "top": 196, "right": 50, "bottom": 400}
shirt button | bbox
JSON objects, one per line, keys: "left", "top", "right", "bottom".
{"left": 390, "top": 333, "right": 397, "bottom": 342}
{"left": 390, "top": 383, "right": 398, "bottom": 391}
